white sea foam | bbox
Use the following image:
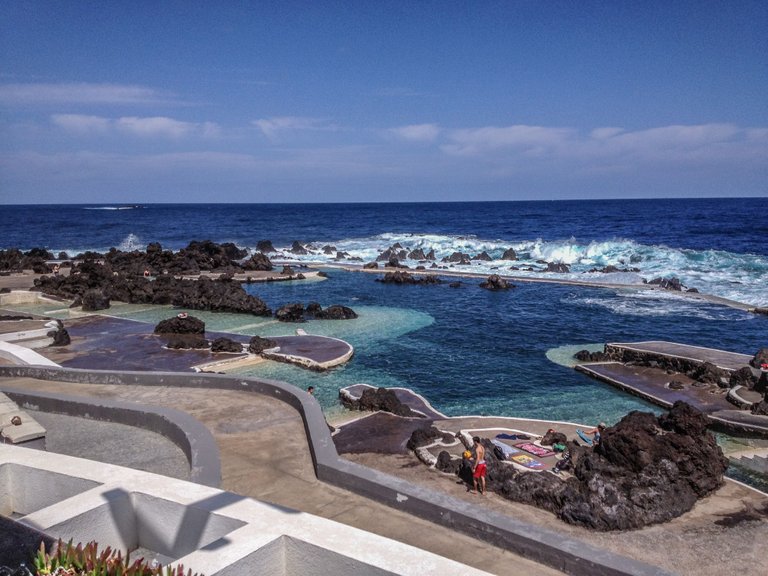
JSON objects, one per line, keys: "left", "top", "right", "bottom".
{"left": 563, "top": 291, "right": 755, "bottom": 321}
{"left": 263, "top": 233, "right": 768, "bottom": 307}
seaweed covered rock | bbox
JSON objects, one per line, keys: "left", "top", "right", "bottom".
{"left": 499, "top": 402, "right": 727, "bottom": 531}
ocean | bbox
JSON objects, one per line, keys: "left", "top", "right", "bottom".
{"left": 1, "top": 199, "right": 767, "bottom": 429}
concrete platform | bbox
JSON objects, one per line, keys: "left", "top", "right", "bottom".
{"left": 576, "top": 341, "right": 768, "bottom": 437}
{"left": 607, "top": 341, "right": 753, "bottom": 371}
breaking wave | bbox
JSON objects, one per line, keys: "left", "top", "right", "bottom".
{"left": 255, "top": 233, "right": 768, "bottom": 307}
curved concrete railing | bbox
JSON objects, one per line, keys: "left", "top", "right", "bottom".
{"left": 0, "top": 385, "right": 221, "bottom": 488}
{"left": 0, "top": 364, "right": 669, "bottom": 576}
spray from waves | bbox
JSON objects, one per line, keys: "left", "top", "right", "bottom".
{"left": 117, "top": 233, "right": 144, "bottom": 252}
{"left": 252, "top": 233, "right": 768, "bottom": 307}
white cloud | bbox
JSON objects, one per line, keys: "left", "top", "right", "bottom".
{"left": 441, "top": 125, "right": 575, "bottom": 156}
{"left": 50, "top": 114, "right": 220, "bottom": 139}
{"left": 388, "top": 123, "right": 441, "bottom": 142}
{"left": 252, "top": 116, "right": 337, "bottom": 138}
{"left": 0, "top": 83, "right": 172, "bottom": 105}
{"left": 51, "top": 114, "right": 111, "bottom": 133}
{"left": 434, "top": 122, "right": 766, "bottom": 168}
{"left": 116, "top": 116, "right": 195, "bottom": 138}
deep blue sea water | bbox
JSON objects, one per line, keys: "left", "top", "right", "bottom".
{"left": 1, "top": 199, "right": 767, "bottom": 428}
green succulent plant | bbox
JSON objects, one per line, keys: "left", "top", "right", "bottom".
{"left": 33, "top": 540, "right": 202, "bottom": 576}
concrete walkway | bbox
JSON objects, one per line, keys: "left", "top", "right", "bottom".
{"left": 0, "top": 375, "right": 560, "bottom": 576}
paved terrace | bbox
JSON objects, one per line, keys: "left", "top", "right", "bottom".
{"left": 0, "top": 365, "right": 685, "bottom": 576}
{"left": 576, "top": 341, "right": 768, "bottom": 437}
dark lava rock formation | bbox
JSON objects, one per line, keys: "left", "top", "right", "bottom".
{"left": 248, "top": 336, "right": 277, "bottom": 354}
{"left": 154, "top": 315, "right": 205, "bottom": 335}
{"left": 275, "top": 302, "right": 358, "bottom": 322}
{"left": 499, "top": 402, "right": 727, "bottom": 531}
{"left": 479, "top": 274, "right": 514, "bottom": 290}
{"left": 29, "top": 241, "right": 275, "bottom": 316}
{"left": 211, "top": 337, "right": 244, "bottom": 353}
{"left": 376, "top": 271, "right": 442, "bottom": 285}
{"left": 340, "top": 387, "right": 421, "bottom": 418}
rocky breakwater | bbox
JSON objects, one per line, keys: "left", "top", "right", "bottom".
{"left": 31, "top": 241, "right": 273, "bottom": 316}
{"left": 499, "top": 402, "right": 726, "bottom": 530}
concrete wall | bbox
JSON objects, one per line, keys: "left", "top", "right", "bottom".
{"left": 0, "top": 364, "right": 671, "bottom": 576}
{"left": 0, "top": 445, "right": 487, "bottom": 576}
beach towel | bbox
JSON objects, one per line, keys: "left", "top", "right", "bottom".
{"left": 576, "top": 429, "right": 594, "bottom": 446}
{"left": 495, "top": 433, "right": 531, "bottom": 440}
{"left": 514, "top": 442, "right": 555, "bottom": 458}
{"left": 510, "top": 454, "right": 545, "bottom": 469}
{"left": 491, "top": 439, "right": 522, "bottom": 459}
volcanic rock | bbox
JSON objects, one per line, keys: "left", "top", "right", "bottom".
{"left": 275, "top": 303, "right": 305, "bottom": 322}
{"left": 500, "top": 402, "right": 727, "bottom": 531}
{"left": 363, "top": 262, "right": 379, "bottom": 269}
{"left": 408, "top": 248, "right": 426, "bottom": 260}
{"left": 729, "top": 366, "right": 758, "bottom": 389}
{"left": 289, "top": 241, "right": 308, "bottom": 255}
{"left": 342, "top": 387, "right": 419, "bottom": 418}
{"left": 425, "top": 249, "right": 436, "bottom": 260}
{"left": 472, "top": 251, "right": 493, "bottom": 261}
{"left": 154, "top": 315, "right": 205, "bottom": 335}
{"left": 166, "top": 336, "right": 209, "bottom": 349}
{"left": 48, "top": 326, "right": 71, "bottom": 346}
{"left": 544, "top": 262, "right": 570, "bottom": 273}
{"left": 377, "top": 271, "right": 442, "bottom": 285}
{"left": 313, "top": 304, "right": 358, "bottom": 320}
{"left": 435, "top": 450, "right": 461, "bottom": 474}
{"left": 241, "top": 252, "right": 273, "bottom": 271}
{"left": 479, "top": 274, "right": 513, "bottom": 290}
{"left": 689, "top": 361, "right": 730, "bottom": 388}
{"left": 211, "top": 337, "right": 244, "bottom": 353}
{"left": 441, "top": 252, "right": 471, "bottom": 265}
{"left": 574, "top": 349, "right": 608, "bottom": 362}
{"left": 649, "top": 277, "right": 684, "bottom": 291}
{"left": 407, "top": 426, "right": 444, "bottom": 450}
{"left": 541, "top": 429, "right": 568, "bottom": 446}
{"left": 248, "top": 336, "right": 277, "bottom": 354}
{"left": 501, "top": 248, "right": 517, "bottom": 261}
{"left": 81, "top": 288, "right": 110, "bottom": 311}
{"left": 256, "top": 240, "right": 276, "bottom": 253}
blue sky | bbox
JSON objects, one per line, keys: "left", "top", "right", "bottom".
{"left": 1, "top": 1, "right": 766, "bottom": 203}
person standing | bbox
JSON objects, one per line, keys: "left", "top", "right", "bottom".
{"left": 471, "top": 436, "right": 486, "bottom": 495}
